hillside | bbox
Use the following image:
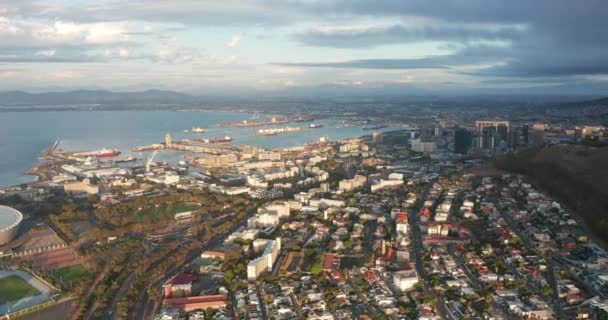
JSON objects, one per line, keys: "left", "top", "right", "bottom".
{"left": 0, "top": 90, "right": 199, "bottom": 107}
{"left": 495, "top": 144, "right": 608, "bottom": 241}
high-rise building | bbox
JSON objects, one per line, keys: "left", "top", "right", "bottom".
{"left": 522, "top": 124, "right": 529, "bottom": 145}
{"left": 454, "top": 128, "right": 472, "bottom": 154}
{"left": 165, "top": 132, "right": 172, "bottom": 148}
{"left": 372, "top": 131, "right": 383, "bottom": 143}
{"left": 532, "top": 123, "right": 545, "bottom": 146}
{"left": 475, "top": 121, "right": 510, "bottom": 135}
{"left": 475, "top": 120, "right": 510, "bottom": 151}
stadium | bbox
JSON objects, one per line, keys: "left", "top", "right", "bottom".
{"left": 0, "top": 205, "right": 23, "bottom": 245}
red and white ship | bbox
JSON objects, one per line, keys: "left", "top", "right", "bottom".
{"left": 74, "top": 148, "right": 121, "bottom": 158}
{"left": 309, "top": 123, "right": 323, "bottom": 129}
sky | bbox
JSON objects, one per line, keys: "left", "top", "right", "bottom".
{"left": 1, "top": 0, "right": 607, "bottom": 95}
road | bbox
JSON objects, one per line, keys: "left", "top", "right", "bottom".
{"left": 447, "top": 245, "right": 509, "bottom": 319}
{"left": 494, "top": 181, "right": 561, "bottom": 319}
{"left": 407, "top": 183, "right": 452, "bottom": 320}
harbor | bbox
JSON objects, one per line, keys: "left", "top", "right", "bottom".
{"left": 0, "top": 110, "right": 398, "bottom": 187}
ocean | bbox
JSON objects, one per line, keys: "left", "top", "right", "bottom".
{"left": 0, "top": 111, "right": 398, "bottom": 187}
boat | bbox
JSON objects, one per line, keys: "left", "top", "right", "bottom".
{"left": 191, "top": 127, "right": 207, "bottom": 133}
{"left": 309, "top": 123, "right": 323, "bottom": 129}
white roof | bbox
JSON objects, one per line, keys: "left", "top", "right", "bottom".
{"left": 0, "top": 205, "right": 23, "bottom": 231}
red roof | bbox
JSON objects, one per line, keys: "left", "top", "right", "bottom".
{"left": 396, "top": 213, "right": 408, "bottom": 223}
{"left": 323, "top": 253, "right": 340, "bottom": 271}
{"left": 162, "top": 294, "right": 227, "bottom": 311}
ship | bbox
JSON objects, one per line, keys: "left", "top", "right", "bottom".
{"left": 116, "top": 156, "right": 137, "bottom": 163}
{"left": 309, "top": 123, "right": 323, "bottom": 129}
{"left": 203, "top": 136, "right": 233, "bottom": 144}
{"left": 220, "top": 116, "right": 290, "bottom": 127}
{"left": 75, "top": 148, "right": 121, "bottom": 158}
{"left": 95, "top": 148, "right": 121, "bottom": 157}
{"left": 293, "top": 116, "right": 315, "bottom": 122}
{"left": 362, "top": 125, "right": 388, "bottom": 131}
{"left": 257, "top": 127, "right": 303, "bottom": 136}
{"left": 191, "top": 127, "right": 207, "bottom": 133}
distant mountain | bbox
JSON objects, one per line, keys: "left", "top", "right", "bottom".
{"left": 0, "top": 90, "right": 200, "bottom": 106}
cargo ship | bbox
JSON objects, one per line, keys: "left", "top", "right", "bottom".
{"left": 363, "top": 125, "right": 388, "bottom": 131}
{"left": 76, "top": 148, "right": 121, "bottom": 158}
{"left": 220, "top": 116, "right": 289, "bottom": 127}
{"left": 203, "top": 136, "right": 233, "bottom": 144}
{"left": 293, "top": 116, "right": 315, "bottom": 122}
{"left": 257, "top": 127, "right": 303, "bottom": 136}
{"left": 309, "top": 123, "right": 323, "bottom": 129}
{"left": 116, "top": 156, "right": 137, "bottom": 163}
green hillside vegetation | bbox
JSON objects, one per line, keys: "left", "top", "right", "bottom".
{"left": 494, "top": 144, "right": 608, "bottom": 242}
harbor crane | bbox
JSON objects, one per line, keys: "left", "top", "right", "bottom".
{"left": 146, "top": 150, "right": 158, "bottom": 173}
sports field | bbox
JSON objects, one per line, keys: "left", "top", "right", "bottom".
{"left": 54, "top": 264, "right": 89, "bottom": 283}
{"left": 0, "top": 275, "right": 41, "bottom": 304}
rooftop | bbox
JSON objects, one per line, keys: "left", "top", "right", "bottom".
{"left": 0, "top": 205, "right": 22, "bottom": 231}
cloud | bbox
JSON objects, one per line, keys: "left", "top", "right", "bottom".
{"left": 225, "top": 35, "right": 241, "bottom": 48}
{"left": 0, "top": 0, "right": 607, "bottom": 92}
{"left": 0, "top": 16, "right": 131, "bottom": 49}
{"left": 293, "top": 23, "right": 524, "bottom": 48}
{"left": 155, "top": 44, "right": 203, "bottom": 63}
{"left": 35, "top": 49, "right": 56, "bottom": 57}
{"left": 276, "top": 58, "right": 449, "bottom": 69}
{"left": 0, "top": 48, "right": 100, "bottom": 63}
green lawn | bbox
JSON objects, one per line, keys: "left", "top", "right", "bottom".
{"left": 54, "top": 265, "right": 90, "bottom": 283}
{"left": 0, "top": 275, "right": 41, "bottom": 304}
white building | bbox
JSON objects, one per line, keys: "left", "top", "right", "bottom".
{"left": 371, "top": 179, "right": 404, "bottom": 192}
{"left": 393, "top": 269, "right": 418, "bottom": 292}
{"left": 411, "top": 139, "right": 437, "bottom": 154}
{"left": 309, "top": 198, "right": 345, "bottom": 209}
{"left": 261, "top": 201, "right": 291, "bottom": 218}
{"left": 247, "top": 238, "right": 281, "bottom": 281}
{"left": 338, "top": 175, "right": 367, "bottom": 192}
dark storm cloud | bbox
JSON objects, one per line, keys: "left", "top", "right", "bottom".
{"left": 312, "top": 0, "right": 608, "bottom": 78}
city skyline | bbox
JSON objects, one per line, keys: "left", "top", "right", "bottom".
{"left": 1, "top": 0, "right": 608, "bottom": 95}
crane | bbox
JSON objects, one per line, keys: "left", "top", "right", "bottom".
{"left": 146, "top": 150, "right": 158, "bottom": 173}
